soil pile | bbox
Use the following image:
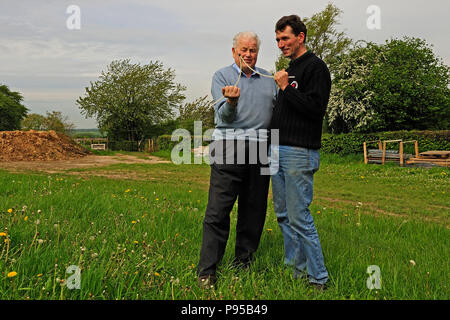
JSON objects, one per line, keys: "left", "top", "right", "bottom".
{"left": 0, "top": 130, "right": 91, "bottom": 161}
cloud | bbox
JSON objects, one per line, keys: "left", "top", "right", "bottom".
{"left": 1, "top": 0, "right": 449, "bottom": 128}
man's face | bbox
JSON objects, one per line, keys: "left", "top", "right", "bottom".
{"left": 276, "top": 26, "right": 305, "bottom": 60}
{"left": 232, "top": 37, "right": 258, "bottom": 72}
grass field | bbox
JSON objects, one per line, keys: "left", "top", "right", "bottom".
{"left": 0, "top": 152, "right": 448, "bottom": 300}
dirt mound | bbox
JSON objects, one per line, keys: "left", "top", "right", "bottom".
{"left": 0, "top": 130, "right": 91, "bottom": 161}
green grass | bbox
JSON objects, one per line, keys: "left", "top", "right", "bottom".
{"left": 0, "top": 153, "right": 448, "bottom": 300}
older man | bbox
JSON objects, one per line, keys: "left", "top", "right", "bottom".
{"left": 197, "top": 31, "right": 277, "bottom": 288}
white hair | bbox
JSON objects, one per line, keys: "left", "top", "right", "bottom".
{"left": 233, "top": 31, "right": 261, "bottom": 51}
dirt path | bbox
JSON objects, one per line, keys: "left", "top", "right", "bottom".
{"left": 0, "top": 153, "right": 171, "bottom": 174}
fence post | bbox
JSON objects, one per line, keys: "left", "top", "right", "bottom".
{"left": 363, "top": 142, "right": 368, "bottom": 164}
{"left": 399, "top": 141, "right": 404, "bottom": 166}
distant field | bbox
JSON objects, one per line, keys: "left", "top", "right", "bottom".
{"left": 69, "top": 129, "right": 106, "bottom": 138}
{"left": 0, "top": 152, "right": 448, "bottom": 300}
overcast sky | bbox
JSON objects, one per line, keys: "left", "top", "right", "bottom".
{"left": 1, "top": 0, "right": 449, "bottom": 129}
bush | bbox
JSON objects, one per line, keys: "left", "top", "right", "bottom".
{"left": 108, "top": 140, "right": 139, "bottom": 152}
{"left": 321, "top": 130, "right": 450, "bottom": 155}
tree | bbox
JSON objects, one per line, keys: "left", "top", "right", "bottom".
{"left": 303, "top": 3, "right": 352, "bottom": 69}
{"left": 0, "top": 84, "right": 28, "bottom": 131}
{"left": 177, "top": 95, "right": 215, "bottom": 134}
{"left": 22, "top": 111, "right": 75, "bottom": 133}
{"left": 327, "top": 37, "right": 450, "bottom": 133}
{"left": 76, "top": 59, "right": 186, "bottom": 143}
{"left": 275, "top": 3, "right": 352, "bottom": 72}
{"left": 44, "top": 111, "right": 75, "bottom": 133}
{"left": 21, "top": 113, "right": 46, "bottom": 131}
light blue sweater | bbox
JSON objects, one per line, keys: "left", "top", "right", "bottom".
{"left": 211, "top": 63, "right": 277, "bottom": 141}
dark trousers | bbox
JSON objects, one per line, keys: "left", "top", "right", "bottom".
{"left": 197, "top": 140, "right": 270, "bottom": 276}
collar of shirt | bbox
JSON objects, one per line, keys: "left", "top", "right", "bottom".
{"left": 232, "top": 63, "right": 259, "bottom": 78}
{"left": 289, "top": 50, "right": 313, "bottom": 68}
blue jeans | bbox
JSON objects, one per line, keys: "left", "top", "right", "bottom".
{"left": 270, "top": 145, "right": 328, "bottom": 284}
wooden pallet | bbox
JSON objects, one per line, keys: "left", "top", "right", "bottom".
{"left": 406, "top": 150, "right": 450, "bottom": 167}
{"left": 364, "top": 140, "right": 418, "bottom": 166}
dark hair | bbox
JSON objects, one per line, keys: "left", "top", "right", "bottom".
{"left": 275, "top": 15, "right": 307, "bottom": 40}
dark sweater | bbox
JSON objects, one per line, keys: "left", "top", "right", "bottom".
{"left": 270, "top": 51, "right": 331, "bottom": 149}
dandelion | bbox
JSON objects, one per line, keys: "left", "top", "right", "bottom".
{"left": 189, "top": 190, "right": 192, "bottom": 193}
{"left": 37, "top": 274, "right": 43, "bottom": 277}
{"left": 7, "top": 271, "right": 17, "bottom": 278}
{"left": 24, "top": 216, "right": 28, "bottom": 222}
{"left": 125, "top": 189, "right": 131, "bottom": 193}
{"left": 133, "top": 241, "right": 139, "bottom": 244}
{"left": 154, "top": 272, "right": 161, "bottom": 277}
{"left": 156, "top": 198, "right": 159, "bottom": 201}
{"left": 0, "top": 232, "right": 6, "bottom": 237}
{"left": 317, "top": 211, "right": 321, "bottom": 214}
{"left": 131, "top": 220, "right": 137, "bottom": 224}
{"left": 7, "top": 209, "right": 13, "bottom": 213}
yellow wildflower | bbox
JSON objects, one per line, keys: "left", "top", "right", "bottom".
{"left": 37, "top": 274, "right": 43, "bottom": 277}
{"left": 7, "top": 271, "right": 17, "bottom": 278}
{"left": 7, "top": 208, "right": 13, "bottom": 213}
{"left": 24, "top": 216, "right": 28, "bottom": 222}
{"left": 131, "top": 220, "right": 137, "bottom": 224}
{"left": 154, "top": 272, "right": 160, "bottom": 277}
{"left": 0, "top": 232, "right": 6, "bottom": 237}
{"left": 125, "top": 189, "right": 131, "bottom": 193}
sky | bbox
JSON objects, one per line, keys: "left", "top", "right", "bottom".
{"left": 1, "top": 0, "right": 449, "bottom": 129}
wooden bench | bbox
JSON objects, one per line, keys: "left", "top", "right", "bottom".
{"left": 364, "top": 140, "right": 418, "bottom": 166}
{"left": 90, "top": 143, "right": 106, "bottom": 150}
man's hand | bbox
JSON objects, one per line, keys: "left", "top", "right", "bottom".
{"left": 222, "top": 86, "right": 240, "bottom": 108}
{"left": 274, "top": 70, "right": 289, "bottom": 91}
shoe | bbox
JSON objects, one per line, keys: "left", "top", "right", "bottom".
{"left": 198, "top": 275, "right": 217, "bottom": 289}
{"left": 231, "top": 257, "right": 252, "bottom": 270}
{"left": 309, "top": 282, "right": 328, "bottom": 291}
{"left": 293, "top": 270, "right": 308, "bottom": 281}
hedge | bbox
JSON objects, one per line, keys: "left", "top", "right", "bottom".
{"left": 156, "top": 130, "right": 450, "bottom": 155}
{"left": 320, "top": 130, "right": 450, "bottom": 155}
{"left": 156, "top": 134, "right": 212, "bottom": 152}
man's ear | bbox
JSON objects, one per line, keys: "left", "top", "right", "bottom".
{"left": 298, "top": 32, "right": 305, "bottom": 45}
